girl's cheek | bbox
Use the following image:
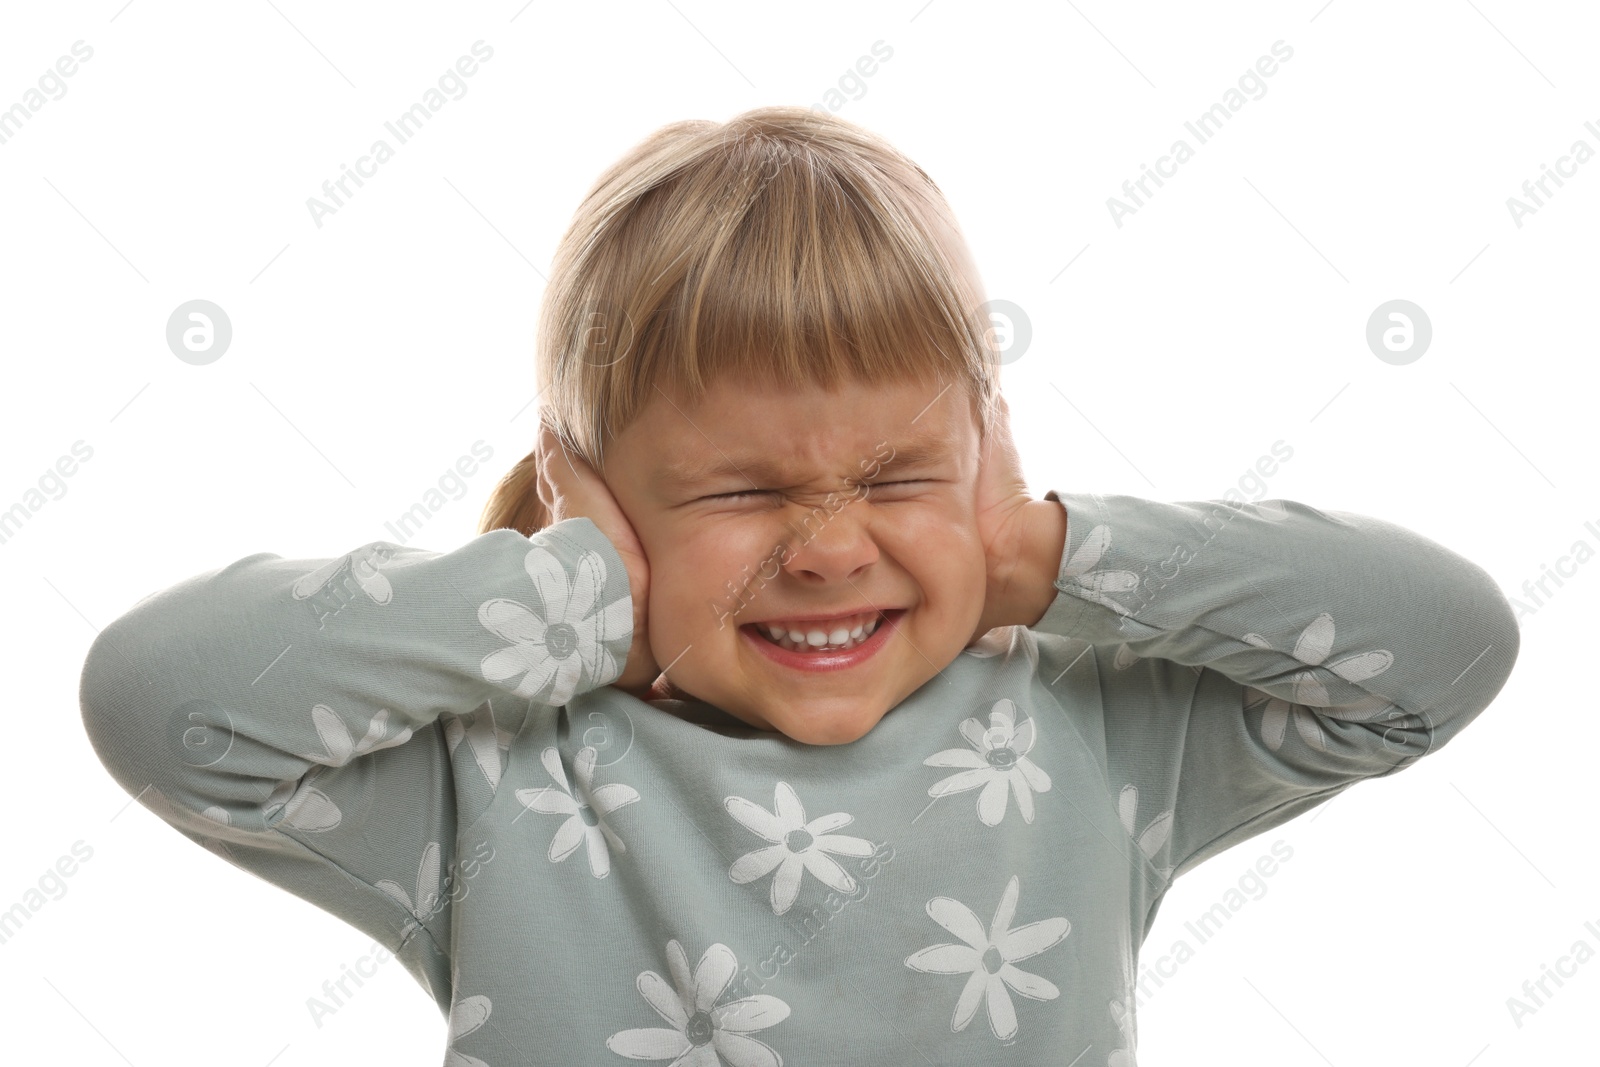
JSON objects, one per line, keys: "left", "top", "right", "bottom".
{"left": 654, "top": 532, "right": 772, "bottom": 628}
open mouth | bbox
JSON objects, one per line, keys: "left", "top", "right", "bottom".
{"left": 743, "top": 609, "right": 897, "bottom": 654}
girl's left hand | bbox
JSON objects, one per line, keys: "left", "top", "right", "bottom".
{"left": 968, "top": 393, "right": 1041, "bottom": 644}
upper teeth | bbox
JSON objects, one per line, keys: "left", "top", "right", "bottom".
{"left": 760, "top": 611, "right": 882, "bottom": 648}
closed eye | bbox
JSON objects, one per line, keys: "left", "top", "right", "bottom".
{"left": 709, "top": 489, "right": 777, "bottom": 501}
{"left": 709, "top": 480, "right": 928, "bottom": 501}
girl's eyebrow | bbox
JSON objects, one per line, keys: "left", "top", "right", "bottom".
{"left": 658, "top": 437, "right": 953, "bottom": 489}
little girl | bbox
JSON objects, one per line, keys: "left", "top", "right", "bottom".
{"left": 81, "top": 106, "right": 1521, "bottom": 1065}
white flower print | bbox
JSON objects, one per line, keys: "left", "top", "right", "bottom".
{"left": 724, "top": 782, "right": 876, "bottom": 916}
{"left": 1059, "top": 523, "right": 1140, "bottom": 616}
{"left": 963, "top": 626, "right": 1015, "bottom": 658}
{"left": 923, "top": 699, "right": 1052, "bottom": 826}
{"left": 296, "top": 705, "right": 414, "bottom": 766}
{"left": 1117, "top": 784, "right": 1173, "bottom": 880}
{"left": 264, "top": 770, "right": 341, "bottom": 832}
{"left": 444, "top": 704, "right": 512, "bottom": 789}
{"left": 904, "top": 875, "right": 1071, "bottom": 1041}
{"left": 607, "top": 940, "right": 790, "bottom": 1067}
{"left": 1240, "top": 613, "right": 1396, "bottom": 751}
{"left": 515, "top": 745, "right": 638, "bottom": 878}
{"left": 266, "top": 703, "right": 417, "bottom": 833}
{"left": 479, "top": 542, "right": 631, "bottom": 706}
{"left": 376, "top": 841, "right": 442, "bottom": 944}
{"left": 445, "top": 993, "right": 493, "bottom": 1067}
{"left": 291, "top": 542, "right": 425, "bottom": 608}
{"left": 141, "top": 787, "right": 239, "bottom": 863}
{"left": 963, "top": 625, "right": 1044, "bottom": 678}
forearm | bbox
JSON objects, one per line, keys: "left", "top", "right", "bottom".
{"left": 79, "top": 520, "right": 632, "bottom": 832}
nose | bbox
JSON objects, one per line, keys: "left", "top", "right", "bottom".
{"left": 777, "top": 496, "right": 880, "bottom": 584}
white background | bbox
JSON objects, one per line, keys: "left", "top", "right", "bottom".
{"left": 2, "top": 1, "right": 1595, "bottom": 1063}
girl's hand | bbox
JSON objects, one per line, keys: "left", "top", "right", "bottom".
{"left": 534, "top": 417, "right": 660, "bottom": 699}
{"left": 967, "top": 393, "right": 1045, "bottom": 644}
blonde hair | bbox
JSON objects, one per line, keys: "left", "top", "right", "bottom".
{"left": 478, "top": 105, "right": 1000, "bottom": 538}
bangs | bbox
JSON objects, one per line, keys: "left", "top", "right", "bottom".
{"left": 535, "top": 107, "right": 997, "bottom": 469}
{"left": 652, "top": 138, "right": 982, "bottom": 402}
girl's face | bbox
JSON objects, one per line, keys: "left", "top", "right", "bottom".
{"left": 602, "top": 374, "right": 988, "bottom": 744}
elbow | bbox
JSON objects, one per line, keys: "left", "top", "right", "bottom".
{"left": 1466, "top": 567, "right": 1522, "bottom": 708}
{"left": 78, "top": 618, "right": 162, "bottom": 801}
{"left": 1410, "top": 566, "right": 1522, "bottom": 757}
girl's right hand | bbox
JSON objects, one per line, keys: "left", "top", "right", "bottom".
{"left": 533, "top": 417, "right": 659, "bottom": 699}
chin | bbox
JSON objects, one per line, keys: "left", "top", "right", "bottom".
{"left": 770, "top": 706, "right": 886, "bottom": 746}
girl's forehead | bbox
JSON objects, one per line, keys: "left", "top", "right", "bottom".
{"left": 630, "top": 374, "right": 978, "bottom": 446}
{"left": 614, "top": 376, "right": 976, "bottom": 490}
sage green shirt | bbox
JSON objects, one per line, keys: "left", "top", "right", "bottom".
{"left": 79, "top": 492, "right": 1520, "bottom": 1065}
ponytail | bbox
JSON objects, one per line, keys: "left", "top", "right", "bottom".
{"left": 476, "top": 445, "right": 551, "bottom": 537}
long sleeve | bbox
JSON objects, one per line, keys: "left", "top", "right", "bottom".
{"left": 78, "top": 518, "right": 634, "bottom": 1010}
{"left": 1027, "top": 491, "right": 1520, "bottom": 929}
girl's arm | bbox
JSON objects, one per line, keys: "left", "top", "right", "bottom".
{"left": 1024, "top": 491, "right": 1519, "bottom": 910}
{"left": 79, "top": 518, "right": 633, "bottom": 1010}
